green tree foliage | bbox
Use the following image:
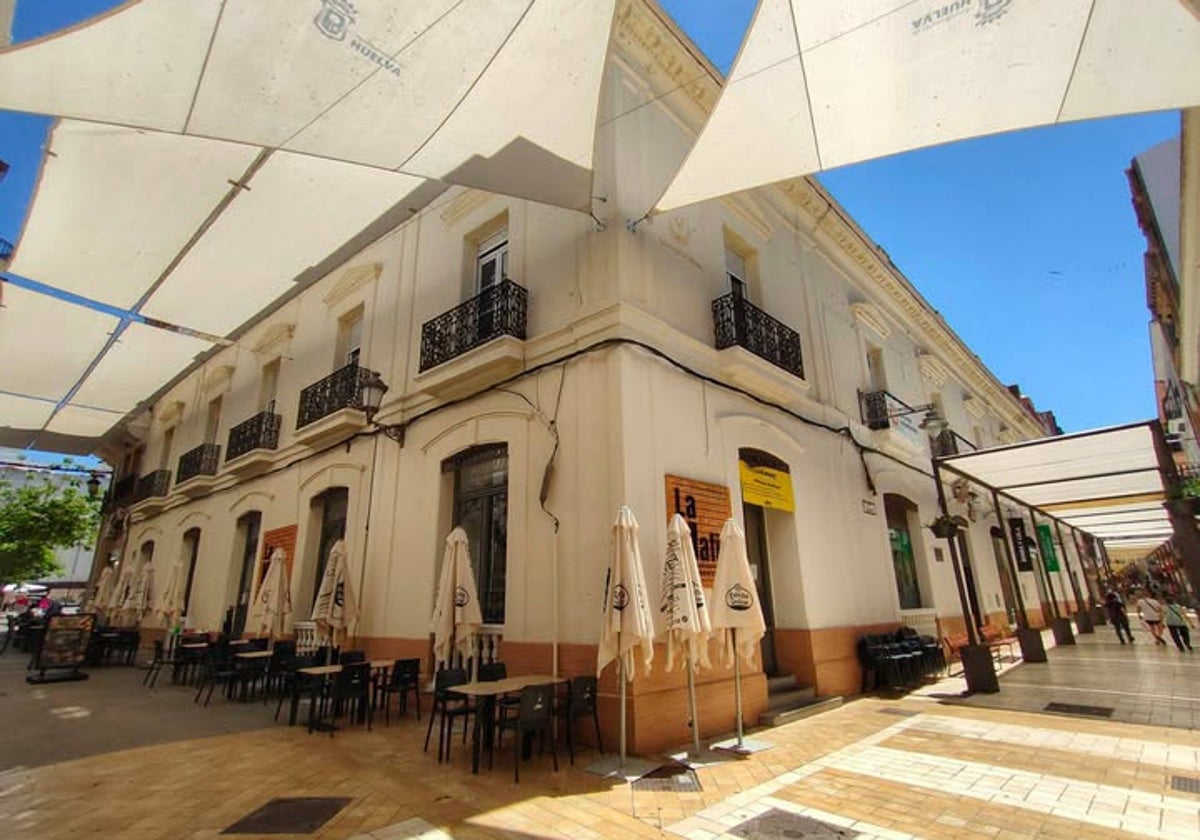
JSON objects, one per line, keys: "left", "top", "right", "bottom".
{"left": 0, "top": 466, "right": 101, "bottom": 583}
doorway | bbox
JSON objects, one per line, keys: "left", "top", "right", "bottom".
{"left": 989, "top": 526, "right": 1019, "bottom": 626}
{"left": 742, "top": 503, "right": 778, "bottom": 676}
{"left": 232, "top": 512, "right": 261, "bottom": 637}
{"left": 311, "top": 488, "right": 349, "bottom": 609}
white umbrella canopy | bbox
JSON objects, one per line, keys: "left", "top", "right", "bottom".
{"left": 659, "top": 513, "right": 712, "bottom": 673}
{"left": 107, "top": 559, "right": 136, "bottom": 613}
{"left": 124, "top": 561, "right": 154, "bottom": 624}
{"left": 155, "top": 553, "right": 187, "bottom": 625}
{"left": 89, "top": 566, "right": 115, "bottom": 611}
{"left": 654, "top": 0, "right": 1200, "bottom": 213}
{"left": 429, "top": 526, "right": 483, "bottom": 668}
{"left": 311, "top": 539, "right": 358, "bottom": 647}
{"left": 710, "top": 518, "right": 766, "bottom": 668}
{"left": 598, "top": 507, "right": 655, "bottom": 681}
{"left": 249, "top": 548, "right": 293, "bottom": 640}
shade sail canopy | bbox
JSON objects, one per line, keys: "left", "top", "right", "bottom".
{"left": 0, "top": 0, "right": 615, "bottom": 211}
{"left": 937, "top": 421, "right": 1176, "bottom": 550}
{"left": 655, "top": 0, "right": 1200, "bottom": 212}
{"left": 0, "top": 118, "right": 440, "bottom": 453}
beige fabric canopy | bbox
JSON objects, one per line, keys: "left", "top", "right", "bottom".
{"left": 0, "top": 0, "right": 615, "bottom": 210}
{"left": 936, "top": 421, "right": 1175, "bottom": 551}
{"left": 655, "top": 0, "right": 1200, "bottom": 212}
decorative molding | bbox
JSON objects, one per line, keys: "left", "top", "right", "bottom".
{"left": 963, "top": 395, "right": 986, "bottom": 419}
{"left": 850, "top": 303, "right": 892, "bottom": 339}
{"left": 252, "top": 323, "right": 296, "bottom": 356}
{"left": 439, "top": 190, "right": 494, "bottom": 226}
{"left": 918, "top": 353, "right": 950, "bottom": 388}
{"left": 720, "top": 193, "right": 775, "bottom": 242}
{"left": 322, "top": 262, "right": 382, "bottom": 309}
{"left": 203, "top": 364, "right": 235, "bottom": 396}
{"left": 157, "top": 400, "right": 186, "bottom": 426}
{"left": 228, "top": 490, "right": 276, "bottom": 515}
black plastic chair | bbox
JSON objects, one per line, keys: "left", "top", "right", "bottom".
{"left": 338, "top": 649, "right": 366, "bottom": 665}
{"left": 141, "top": 639, "right": 180, "bottom": 688}
{"left": 382, "top": 658, "right": 422, "bottom": 724}
{"left": 321, "top": 662, "right": 372, "bottom": 735}
{"left": 557, "top": 676, "right": 602, "bottom": 764}
{"left": 423, "top": 668, "right": 471, "bottom": 763}
{"left": 496, "top": 683, "right": 558, "bottom": 782}
{"left": 194, "top": 644, "right": 238, "bottom": 706}
{"left": 478, "top": 661, "right": 507, "bottom": 682}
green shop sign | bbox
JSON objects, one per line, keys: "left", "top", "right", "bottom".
{"left": 1036, "top": 524, "right": 1060, "bottom": 573}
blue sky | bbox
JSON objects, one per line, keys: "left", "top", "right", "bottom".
{"left": 0, "top": 0, "right": 1181, "bottom": 436}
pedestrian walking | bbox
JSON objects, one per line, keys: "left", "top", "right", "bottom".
{"left": 1163, "top": 599, "right": 1195, "bottom": 652}
{"left": 1133, "top": 589, "right": 1169, "bottom": 646}
{"left": 1103, "top": 589, "right": 1133, "bottom": 644}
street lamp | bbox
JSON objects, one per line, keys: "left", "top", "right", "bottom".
{"left": 86, "top": 473, "right": 102, "bottom": 498}
{"left": 357, "top": 372, "right": 405, "bottom": 444}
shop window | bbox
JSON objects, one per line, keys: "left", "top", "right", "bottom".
{"left": 445, "top": 444, "right": 508, "bottom": 625}
{"left": 182, "top": 527, "right": 201, "bottom": 616}
{"left": 231, "top": 512, "right": 261, "bottom": 636}
{"left": 884, "top": 494, "right": 922, "bottom": 610}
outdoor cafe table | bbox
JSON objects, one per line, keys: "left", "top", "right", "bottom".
{"left": 295, "top": 664, "right": 343, "bottom": 732}
{"left": 232, "top": 649, "right": 273, "bottom": 700}
{"left": 449, "top": 675, "right": 561, "bottom": 774}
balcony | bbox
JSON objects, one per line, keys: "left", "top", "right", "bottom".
{"left": 859, "top": 390, "right": 929, "bottom": 450}
{"left": 295, "top": 363, "right": 375, "bottom": 448}
{"left": 226, "top": 409, "right": 282, "bottom": 475}
{"left": 176, "top": 443, "right": 221, "bottom": 497}
{"left": 102, "top": 473, "right": 137, "bottom": 513}
{"left": 132, "top": 469, "right": 171, "bottom": 515}
{"left": 419, "top": 279, "right": 527, "bottom": 375}
{"left": 711, "top": 293, "right": 806, "bottom": 401}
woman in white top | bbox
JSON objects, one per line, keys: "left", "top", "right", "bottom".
{"left": 1134, "top": 590, "right": 1168, "bottom": 646}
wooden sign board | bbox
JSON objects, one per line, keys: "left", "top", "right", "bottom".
{"left": 665, "top": 475, "right": 731, "bottom": 587}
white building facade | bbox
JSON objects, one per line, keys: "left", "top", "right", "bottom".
{"left": 92, "top": 0, "right": 1063, "bottom": 751}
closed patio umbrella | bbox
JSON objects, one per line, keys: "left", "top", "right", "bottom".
{"left": 429, "top": 527, "right": 482, "bottom": 672}
{"left": 659, "top": 513, "right": 712, "bottom": 757}
{"left": 107, "top": 559, "right": 135, "bottom": 614}
{"left": 710, "top": 518, "right": 767, "bottom": 752}
{"left": 311, "top": 539, "right": 357, "bottom": 649}
{"left": 596, "top": 507, "right": 655, "bottom": 771}
{"left": 249, "top": 547, "right": 292, "bottom": 640}
{"left": 155, "top": 552, "right": 187, "bottom": 627}
{"left": 90, "top": 565, "right": 115, "bottom": 611}
{"left": 124, "top": 561, "right": 154, "bottom": 626}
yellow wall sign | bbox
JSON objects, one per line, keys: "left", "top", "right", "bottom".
{"left": 738, "top": 449, "right": 795, "bottom": 512}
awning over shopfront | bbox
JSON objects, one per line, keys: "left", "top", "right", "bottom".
{"left": 654, "top": 0, "right": 1200, "bottom": 212}
{"left": 935, "top": 421, "right": 1175, "bottom": 552}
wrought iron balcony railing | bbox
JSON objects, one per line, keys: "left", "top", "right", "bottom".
{"left": 102, "top": 473, "right": 137, "bottom": 512}
{"left": 859, "top": 389, "right": 894, "bottom": 430}
{"left": 420, "top": 279, "right": 527, "bottom": 372}
{"left": 226, "top": 409, "right": 282, "bottom": 461}
{"left": 134, "top": 469, "right": 171, "bottom": 502}
{"left": 711, "top": 293, "right": 804, "bottom": 379}
{"left": 297, "top": 362, "right": 375, "bottom": 429}
{"left": 177, "top": 443, "right": 220, "bottom": 484}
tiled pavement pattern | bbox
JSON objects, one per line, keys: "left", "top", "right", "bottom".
{"left": 3, "top": 633, "right": 1200, "bottom": 839}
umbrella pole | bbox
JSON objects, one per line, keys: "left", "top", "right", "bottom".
{"left": 686, "top": 652, "right": 701, "bottom": 757}
{"left": 618, "top": 630, "right": 626, "bottom": 769}
{"left": 733, "top": 629, "right": 744, "bottom": 748}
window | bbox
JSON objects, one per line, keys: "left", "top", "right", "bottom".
{"left": 476, "top": 230, "right": 509, "bottom": 293}
{"left": 204, "top": 397, "right": 222, "bottom": 445}
{"left": 311, "top": 488, "right": 348, "bottom": 609}
{"left": 446, "top": 445, "right": 508, "bottom": 625}
{"left": 336, "top": 309, "right": 363, "bottom": 369}
{"left": 725, "top": 247, "right": 748, "bottom": 299}
{"left": 159, "top": 427, "right": 175, "bottom": 471}
{"left": 259, "top": 359, "right": 280, "bottom": 412}
{"left": 866, "top": 346, "right": 887, "bottom": 392}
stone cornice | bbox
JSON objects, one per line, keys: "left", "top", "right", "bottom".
{"left": 918, "top": 353, "right": 951, "bottom": 389}
{"left": 203, "top": 364, "right": 234, "bottom": 396}
{"left": 322, "top": 262, "right": 381, "bottom": 309}
{"left": 252, "top": 323, "right": 296, "bottom": 357}
{"left": 850, "top": 303, "right": 892, "bottom": 340}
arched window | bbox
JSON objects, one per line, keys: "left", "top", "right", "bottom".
{"left": 231, "top": 512, "right": 261, "bottom": 636}
{"left": 444, "top": 444, "right": 508, "bottom": 625}
{"left": 311, "top": 488, "right": 348, "bottom": 609}
{"left": 181, "top": 528, "right": 201, "bottom": 617}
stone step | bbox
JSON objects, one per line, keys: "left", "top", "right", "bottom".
{"left": 766, "top": 686, "right": 816, "bottom": 710}
{"left": 766, "top": 674, "right": 799, "bottom": 694}
{"left": 758, "top": 695, "right": 843, "bottom": 728}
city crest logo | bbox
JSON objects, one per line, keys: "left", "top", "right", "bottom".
{"left": 314, "top": 0, "right": 356, "bottom": 41}
{"left": 611, "top": 583, "right": 630, "bottom": 611}
{"left": 725, "top": 583, "right": 753, "bottom": 611}
{"left": 453, "top": 585, "right": 470, "bottom": 607}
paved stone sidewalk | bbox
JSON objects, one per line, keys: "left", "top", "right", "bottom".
{"left": 3, "top": 631, "right": 1200, "bottom": 839}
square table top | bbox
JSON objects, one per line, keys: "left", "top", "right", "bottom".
{"left": 180, "top": 643, "right": 208, "bottom": 649}
{"left": 448, "top": 674, "right": 560, "bottom": 697}
{"left": 235, "top": 650, "right": 273, "bottom": 659}
{"left": 296, "top": 664, "right": 342, "bottom": 676}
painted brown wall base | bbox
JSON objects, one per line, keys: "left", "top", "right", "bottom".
{"left": 774, "top": 622, "right": 901, "bottom": 698}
